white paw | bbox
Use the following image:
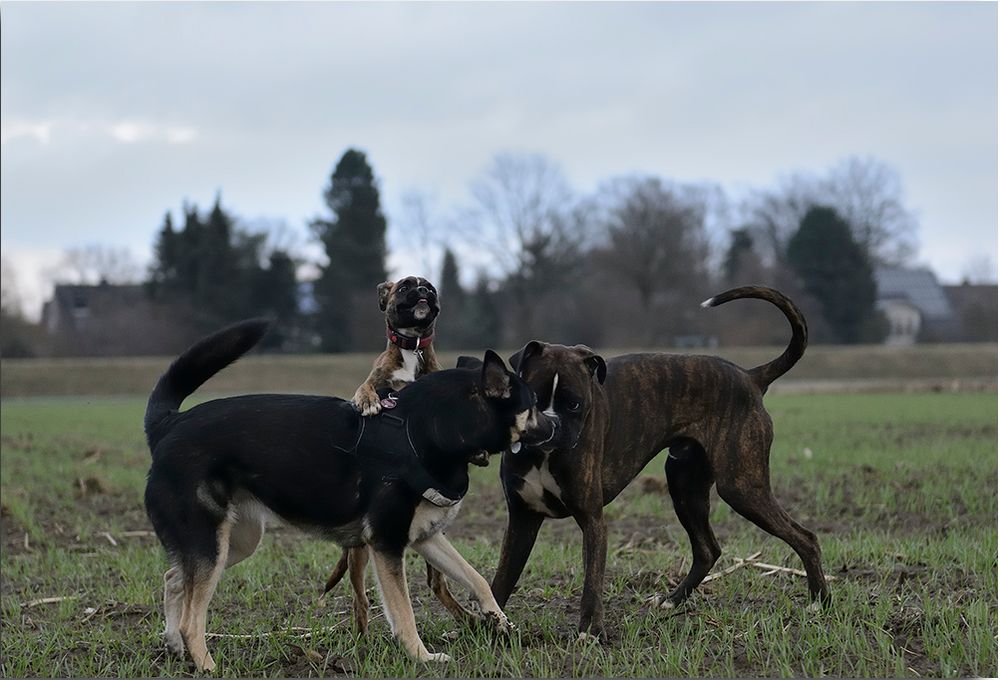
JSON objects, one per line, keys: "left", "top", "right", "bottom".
{"left": 422, "top": 652, "right": 452, "bottom": 663}
{"left": 806, "top": 600, "right": 822, "bottom": 614}
{"left": 659, "top": 599, "right": 676, "bottom": 610}
{"left": 361, "top": 402, "right": 382, "bottom": 416}
{"left": 577, "top": 631, "right": 600, "bottom": 644}
{"left": 194, "top": 653, "right": 216, "bottom": 672}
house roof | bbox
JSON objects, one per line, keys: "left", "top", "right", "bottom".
{"left": 875, "top": 267, "right": 954, "bottom": 321}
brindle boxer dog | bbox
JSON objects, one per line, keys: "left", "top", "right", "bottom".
{"left": 323, "top": 276, "right": 476, "bottom": 634}
{"left": 490, "top": 286, "right": 830, "bottom": 637}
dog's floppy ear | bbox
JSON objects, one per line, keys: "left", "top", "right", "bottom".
{"left": 482, "top": 349, "right": 511, "bottom": 398}
{"left": 456, "top": 355, "right": 483, "bottom": 370}
{"left": 376, "top": 281, "right": 395, "bottom": 311}
{"left": 509, "top": 340, "right": 544, "bottom": 375}
{"left": 574, "top": 344, "right": 607, "bottom": 384}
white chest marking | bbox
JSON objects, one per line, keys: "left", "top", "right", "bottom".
{"left": 391, "top": 350, "right": 420, "bottom": 384}
{"left": 543, "top": 374, "right": 559, "bottom": 417}
{"left": 408, "top": 499, "right": 462, "bottom": 543}
{"left": 516, "top": 457, "right": 564, "bottom": 516}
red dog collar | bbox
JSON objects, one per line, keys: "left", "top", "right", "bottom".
{"left": 387, "top": 325, "right": 434, "bottom": 351}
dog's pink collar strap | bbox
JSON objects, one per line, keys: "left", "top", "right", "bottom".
{"left": 386, "top": 325, "right": 434, "bottom": 351}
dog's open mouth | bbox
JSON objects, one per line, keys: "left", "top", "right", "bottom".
{"left": 413, "top": 300, "right": 431, "bottom": 320}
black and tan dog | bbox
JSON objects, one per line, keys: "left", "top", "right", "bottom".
{"left": 489, "top": 286, "right": 830, "bottom": 637}
{"left": 144, "top": 319, "right": 555, "bottom": 670}
{"left": 324, "top": 276, "right": 476, "bottom": 633}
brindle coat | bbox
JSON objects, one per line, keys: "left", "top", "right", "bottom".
{"left": 491, "top": 286, "right": 830, "bottom": 636}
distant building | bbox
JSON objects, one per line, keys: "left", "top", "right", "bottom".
{"left": 943, "top": 282, "right": 998, "bottom": 342}
{"left": 875, "top": 267, "right": 997, "bottom": 344}
{"left": 41, "top": 282, "right": 199, "bottom": 356}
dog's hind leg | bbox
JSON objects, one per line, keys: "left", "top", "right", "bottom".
{"left": 663, "top": 441, "right": 721, "bottom": 608}
{"left": 426, "top": 564, "right": 478, "bottom": 625}
{"left": 348, "top": 547, "right": 371, "bottom": 634}
{"left": 370, "top": 548, "right": 450, "bottom": 663}
{"left": 714, "top": 432, "right": 830, "bottom": 607}
{"left": 163, "top": 565, "right": 186, "bottom": 655}
{"left": 179, "top": 517, "right": 233, "bottom": 672}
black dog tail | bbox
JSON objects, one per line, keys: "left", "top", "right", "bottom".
{"left": 701, "top": 286, "right": 807, "bottom": 393}
{"left": 144, "top": 318, "right": 272, "bottom": 450}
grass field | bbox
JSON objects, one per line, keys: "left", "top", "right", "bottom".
{"left": 1, "top": 343, "right": 996, "bottom": 399}
{"left": 1, "top": 387, "right": 996, "bottom": 677}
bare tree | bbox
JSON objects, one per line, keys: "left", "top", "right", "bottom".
{"left": 740, "top": 173, "right": 819, "bottom": 266}
{"left": 464, "top": 152, "right": 583, "bottom": 340}
{"left": 742, "top": 155, "right": 918, "bottom": 266}
{"left": 397, "top": 190, "right": 440, "bottom": 278}
{"left": 961, "top": 254, "right": 998, "bottom": 284}
{"left": 821, "top": 156, "right": 918, "bottom": 264}
{"left": 595, "top": 176, "right": 712, "bottom": 343}
{"left": 51, "top": 245, "right": 141, "bottom": 285}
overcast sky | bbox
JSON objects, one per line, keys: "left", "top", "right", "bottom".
{"left": 2, "top": 1, "right": 997, "bottom": 320}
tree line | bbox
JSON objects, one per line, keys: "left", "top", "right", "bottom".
{"left": 4, "top": 148, "right": 921, "bottom": 355}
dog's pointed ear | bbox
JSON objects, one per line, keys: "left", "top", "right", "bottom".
{"left": 456, "top": 355, "right": 483, "bottom": 370}
{"left": 508, "top": 341, "right": 544, "bottom": 375}
{"left": 482, "top": 349, "right": 511, "bottom": 398}
{"left": 574, "top": 344, "right": 607, "bottom": 384}
{"left": 376, "top": 281, "right": 395, "bottom": 311}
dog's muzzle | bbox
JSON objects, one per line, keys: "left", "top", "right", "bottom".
{"left": 511, "top": 416, "right": 558, "bottom": 454}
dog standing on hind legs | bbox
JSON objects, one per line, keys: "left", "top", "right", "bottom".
{"left": 321, "top": 276, "right": 479, "bottom": 633}
{"left": 491, "top": 286, "right": 831, "bottom": 637}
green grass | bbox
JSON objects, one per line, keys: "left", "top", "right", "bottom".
{"left": 1, "top": 392, "right": 996, "bottom": 677}
{"left": 1, "top": 343, "right": 995, "bottom": 398}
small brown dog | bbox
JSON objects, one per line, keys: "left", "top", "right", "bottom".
{"left": 323, "top": 276, "right": 477, "bottom": 633}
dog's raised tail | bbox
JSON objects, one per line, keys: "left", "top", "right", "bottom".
{"left": 701, "top": 286, "right": 807, "bottom": 392}
{"left": 144, "top": 318, "right": 272, "bottom": 449}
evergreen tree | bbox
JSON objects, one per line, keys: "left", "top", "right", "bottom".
{"left": 310, "top": 149, "right": 388, "bottom": 351}
{"left": 434, "top": 248, "right": 468, "bottom": 349}
{"left": 786, "top": 206, "right": 881, "bottom": 344}
{"left": 723, "top": 228, "right": 755, "bottom": 284}
{"left": 148, "top": 197, "right": 300, "bottom": 338}
{"left": 464, "top": 275, "right": 501, "bottom": 349}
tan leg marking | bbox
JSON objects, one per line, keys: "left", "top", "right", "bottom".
{"left": 163, "top": 566, "right": 186, "bottom": 655}
{"left": 349, "top": 547, "right": 371, "bottom": 634}
{"left": 411, "top": 533, "right": 513, "bottom": 634}
{"left": 179, "top": 519, "right": 232, "bottom": 672}
{"left": 370, "top": 548, "right": 450, "bottom": 663}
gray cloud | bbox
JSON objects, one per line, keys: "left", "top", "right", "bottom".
{"left": 2, "top": 1, "right": 996, "bottom": 317}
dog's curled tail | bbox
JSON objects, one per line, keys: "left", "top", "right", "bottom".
{"left": 144, "top": 318, "right": 272, "bottom": 450}
{"left": 701, "top": 286, "right": 807, "bottom": 393}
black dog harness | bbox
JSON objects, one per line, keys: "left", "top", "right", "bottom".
{"left": 335, "top": 393, "right": 465, "bottom": 507}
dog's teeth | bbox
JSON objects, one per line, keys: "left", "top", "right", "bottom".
{"left": 510, "top": 441, "right": 522, "bottom": 454}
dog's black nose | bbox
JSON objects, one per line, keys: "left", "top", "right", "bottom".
{"left": 417, "top": 285, "right": 430, "bottom": 297}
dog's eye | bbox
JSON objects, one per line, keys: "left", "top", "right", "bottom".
{"left": 568, "top": 401, "right": 582, "bottom": 412}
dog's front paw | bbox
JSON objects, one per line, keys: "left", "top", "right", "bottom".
{"left": 420, "top": 652, "right": 452, "bottom": 663}
{"left": 484, "top": 609, "right": 515, "bottom": 636}
{"left": 352, "top": 386, "right": 382, "bottom": 416}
